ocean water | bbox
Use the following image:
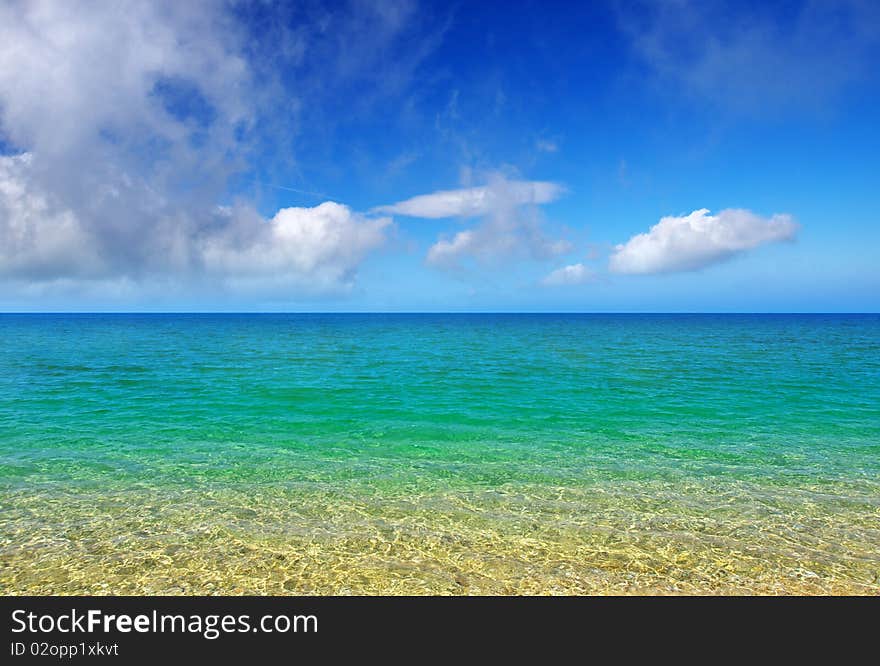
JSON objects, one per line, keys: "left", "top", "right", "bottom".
{"left": 1, "top": 313, "right": 878, "bottom": 595}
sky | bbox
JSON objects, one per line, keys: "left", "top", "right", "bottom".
{"left": 0, "top": 0, "right": 878, "bottom": 312}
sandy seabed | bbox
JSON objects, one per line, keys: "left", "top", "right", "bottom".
{"left": 3, "top": 481, "right": 878, "bottom": 595}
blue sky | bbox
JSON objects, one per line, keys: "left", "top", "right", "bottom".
{"left": 0, "top": 0, "right": 878, "bottom": 311}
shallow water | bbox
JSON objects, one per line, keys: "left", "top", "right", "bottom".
{"left": 1, "top": 313, "right": 878, "bottom": 594}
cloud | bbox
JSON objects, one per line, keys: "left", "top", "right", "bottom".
{"left": 541, "top": 263, "right": 595, "bottom": 286}
{"left": 375, "top": 180, "right": 564, "bottom": 218}
{"left": 425, "top": 219, "right": 570, "bottom": 270}
{"left": 374, "top": 174, "right": 569, "bottom": 270}
{"left": 0, "top": 1, "right": 250, "bottom": 162}
{"left": 0, "top": 151, "right": 390, "bottom": 292}
{"left": 404, "top": 175, "right": 570, "bottom": 269}
{"left": 536, "top": 139, "right": 558, "bottom": 153}
{"left": 609, "top": 208, "right": 798, "bottom": 275}
{"left": 201, "top": 202, "right": 390, "bottom": 292}
{"left": 0, "top": 153, "right": 103, "bottom": 279}
{"left": 619, "top": 0, "right": 880, "bottom": 114}
{"left": 0, "top": 0, "right": 397, "bottom": 300}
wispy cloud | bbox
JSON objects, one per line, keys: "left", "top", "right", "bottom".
{"left": 541, "top": 263, "right": 594, "bottom": 286}
{"left": 377, "top": 174, "right": 569, "bottom": 270}
{"left": 375, "top": 179, "right": 564, "bottom": 218}
{"left": 619, "top": 0, "right": 880, "bottom": 114}
{"left": 609, "top": 208, "right": 798, "bottom": 275}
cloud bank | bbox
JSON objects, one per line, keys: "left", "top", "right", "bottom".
{"left": 609, "top": 208, "right": 798, "bottom": 275}
{"left": 0, "top": 0, "right": 392, "bottom": 299}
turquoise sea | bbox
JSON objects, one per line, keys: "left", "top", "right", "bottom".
{"left": 1, "top": 314, "right": 878, "bottom": 594}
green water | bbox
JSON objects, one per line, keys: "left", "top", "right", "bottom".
{"left": 1, "top": 314, "right": 878, "bottom": 594}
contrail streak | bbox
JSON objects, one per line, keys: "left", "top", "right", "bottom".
{"left": 258, "top": 182, "right": 329, "bottom": 199}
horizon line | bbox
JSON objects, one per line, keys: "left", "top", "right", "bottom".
{"left": 1, "top": 311, "right": 878, "bottom": 316}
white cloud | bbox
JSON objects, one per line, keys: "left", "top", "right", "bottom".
{"left": 425, "top": 215, "right": 570, "bottom": 269}
{"left": 0, "top": 1, "right": 250, "bottom": 161}
{"left": 375, "top": 179, "right": 564, "bottom": 218}
{"left": 0, "top": 1, "right": 248, "bottom": 283}
{"left": 541, "top": 263, "right": 594, "bottom": 286}
{"left": 425, "top": 230, "right": 477, "bottom": 267}
{"left": 376, "top": 174, "right": 569, "bottom": 270}
{"left": 0, "top": 1, "right": 393, "bottom": 299}
{"left": 201, "top": 202, "right": 390, "bottom": 292}
{"left": 536, "top": 139, "right": 558, "bottom": 153}
{"left": 0, "top": 150, "right": 391, "bottom": 292}
{"left": 609, "top": 208, "right": 798, "bottom": 275}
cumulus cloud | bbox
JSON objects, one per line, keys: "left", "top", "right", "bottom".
{"left": 375, "top": 180, "right": 564, "bottom": 218}
{"left": 0, "top": 150, "right": 390, "bottom": 292}
{"left": 609, "top": 208, "right": 798, "bottom": 275}
{"left": 541, "top": 263, "right": 594, "bottom": 286}
{"left": 0, "top": 0, "right": 392, "bottom": 299}
{"left": 202, "top": 202, "right": 390, "bottom": 292}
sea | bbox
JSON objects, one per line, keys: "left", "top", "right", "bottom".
{"left": 1, "top": 313, "right": 878, "bottom": 594}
